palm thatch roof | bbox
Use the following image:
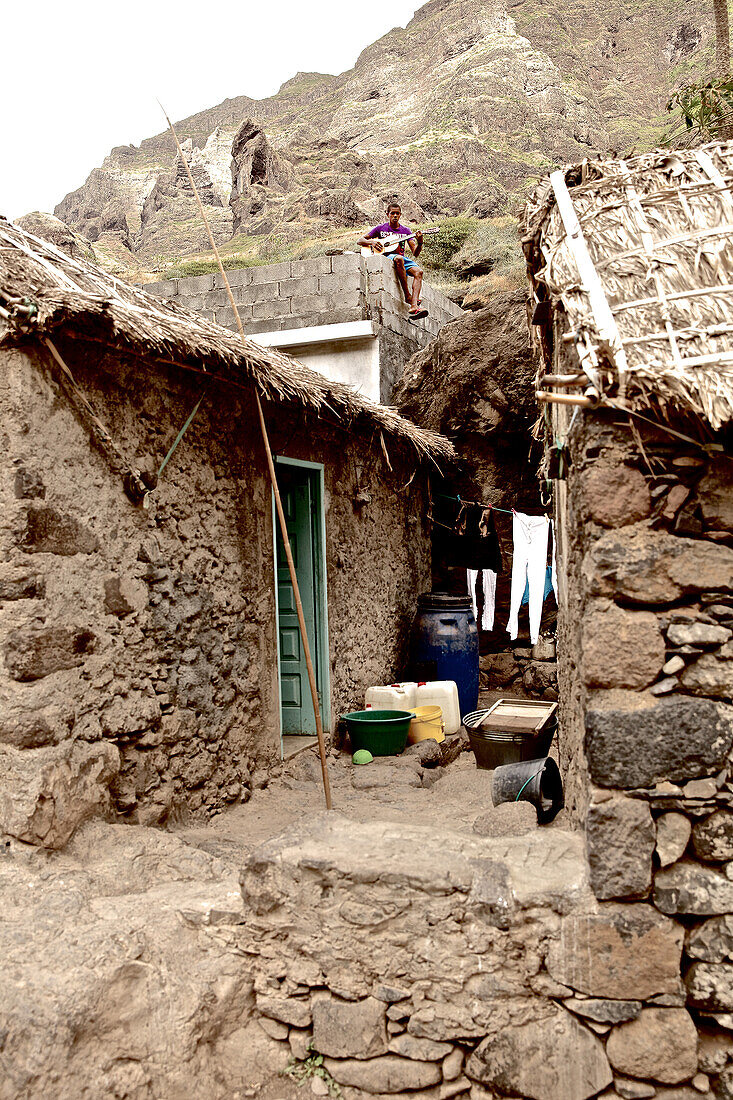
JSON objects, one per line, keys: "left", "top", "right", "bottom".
{"left": 520, "top": 140, "right": 733, "bottom": 431}
{"left": 0, "top": 218, "right": 454, "bottom": 465}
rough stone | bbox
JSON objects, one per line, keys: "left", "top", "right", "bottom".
{"left": 585, "top": 797, "right": 654, "bottom": 899}
{"left": 582, "top": 601, "right": 664, "bottom": 689}
{"left": 311, "top": 993, "right": 388, "bottom": 1059}
{"left": 323, "top": 1054, "right": 441, "bottom": 1092}
{"left": 650, "top": 676, "right": 679, "bottom": 695}
{"left": 522, "top": 661, "right": 557, "bottom": 696}
{"left": 563, "top": 998, "right": 641, "bottom": 1025}
{"left": 664, "top": 656, "right": 686, "bottom": 675}
{"left": 442, "top": 1048, "right": 464, "bottom": 1081}
{"left": 613, "top": 1077, "right": 656, "bottom": 1098}
{"left": 585, "top": 692, "right": 733, "bottom": 788}
{"left": 290, "top": 1027, "right": 313, "bottom": 1061}
{"left": 681, "top": 653, "right": 733, "bottom": 699}
{"left": 256, "top": 994, "right": 312, "bottom": 1028}
{"left": 582, "top": 461, "right": 651, "bottom": 528}
{"left": 693, "top": 811, "right": 733, "bottom": 861}
{"left": 404, "top": 739, "right": 443, "bottom": 767}
{"left": 472, "top": 801, "right": 537, "bottom": 837}
{"left": 686, "top": 962, "right": 733, "bottom": 1011}
{"left": 697, "top": 1026, "right": 733, "bottom": 1072}
{"left": 3, "top": 625, "right": 95, "bottom": 681}
{"left": 656, "top": 813, "right": 692, "bottom": 867}
{"left": 388, "top": 1034, "right": 452, "bottom": 1061}
{"left": 668, "top": 622, "right": 732, "bottom": 647}
{"left": 0, "top": 566, "right": 45, "bottom": 601}
{"left": 654, "top": 861, "right": 733, "bottom": 915}
{"left": 606, "top": 1007, "right": 698, "bottom": 1084}
{"left": 22, "top": 503, "right": 99, "bottom": 555}
{"left": 546, "top": 904, "right": 684, "bottom": 999}
{"left": 697, "top": 459, "right": 733, "bottom": 531}
{"left": 684, "top": 777, "right": 718, "bottom": 799}
{"left": 258, "top": 1016, "right": 289, "bottom": 1040}
{"left": 465, "top": 1002, "right": 612, "bottom": 1100}
{"left": 687, "top": 915, "right": 733, "bottom": 962}
{"left": 0, "top": 740, "right": 119, "bottom": 848}
{"left": 585, "top": 524, "right": 733, "bottom": 603}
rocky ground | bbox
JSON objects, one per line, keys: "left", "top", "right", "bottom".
{"left": 1, "top": 725, "right": 566, "bottom": 1100}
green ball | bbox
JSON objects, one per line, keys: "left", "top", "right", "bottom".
{"left": 352, "top": 749, "right": 373, "bottom": 766}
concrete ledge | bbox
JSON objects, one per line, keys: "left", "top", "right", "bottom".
{"left": 247, "top": 320, "right": 378, "bottom": 349}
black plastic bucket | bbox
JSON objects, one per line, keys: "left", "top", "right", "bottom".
{"left": 491, "top": 756, "right": 564, "bottom": 824}
{"left": 467, "top": 718, "right": 557, "bottom": 771}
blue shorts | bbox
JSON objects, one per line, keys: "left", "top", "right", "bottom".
{"left": 391, "top": 252, "right": 420, "bottom": 275}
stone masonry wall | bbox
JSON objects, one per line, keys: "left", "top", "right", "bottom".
{"left": 553, "top": 408, "right": 733, "bottom": 1098}
{"left": 0, "top": 337, "right": 430, "bottom": 839}
{"left": 146, "top": 254, "right": 462, "bottom": 401}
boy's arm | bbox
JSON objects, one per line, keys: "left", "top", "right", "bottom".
{"left": 358, "top": 228, "right": 382, "bottom": 251}
{"left": 409, "top": 230, "right": 423, "bottom": 257}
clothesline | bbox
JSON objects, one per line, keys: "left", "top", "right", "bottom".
{"left": 437, "top": 493, "right": 547, "bottom": 518}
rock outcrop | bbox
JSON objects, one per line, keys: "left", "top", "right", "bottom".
{"left": 47, "top": 0, "right": 720, "bottom": 266}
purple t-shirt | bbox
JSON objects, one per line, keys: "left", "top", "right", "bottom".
{"left": 365, "top": 222, "right": 411, "bottom": 254}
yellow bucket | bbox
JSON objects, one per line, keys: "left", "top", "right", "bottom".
{"left": 408, "top": 705, "right": 445, "bottom": 744}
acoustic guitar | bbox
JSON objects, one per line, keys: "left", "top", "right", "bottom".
{"left": 360, "top": 227, "right": 439, "bottom": 257}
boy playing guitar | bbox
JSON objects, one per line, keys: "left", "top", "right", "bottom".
{"left": 358, "top": 203, "right": 429, "bottom": 321}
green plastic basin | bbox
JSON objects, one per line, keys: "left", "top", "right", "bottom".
{"left": 342, "top": 709, "right": 412, "bottom": 756}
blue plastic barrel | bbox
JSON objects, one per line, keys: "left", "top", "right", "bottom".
{"left": 410, "top": 593, "right": 479, "bottom": 718}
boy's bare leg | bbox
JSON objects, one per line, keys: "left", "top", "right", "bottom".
{"left": 410, "top": 269, "right": 424, "bottom": 309}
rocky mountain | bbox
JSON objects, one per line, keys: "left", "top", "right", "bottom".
{"left": 50, "top": 0, "right": 715, "bottom": 272}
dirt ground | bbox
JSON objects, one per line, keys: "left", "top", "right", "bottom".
{"left": 174, "top": 699, "right": 567, "bottom": 864}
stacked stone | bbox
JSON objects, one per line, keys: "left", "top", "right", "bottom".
{"left": 556, "top": 418, "right": 733, "bottom": 1098}
{"left": 479, "top": 636, "right": 558, "bottom": 700}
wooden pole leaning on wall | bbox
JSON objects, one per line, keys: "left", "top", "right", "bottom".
{"left": 160, "top": 103, "right": 333, "bottom": 810}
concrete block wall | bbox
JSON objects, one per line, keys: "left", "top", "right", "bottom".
{"left": 146, "top": 254, "right": 462, "bottom": 348}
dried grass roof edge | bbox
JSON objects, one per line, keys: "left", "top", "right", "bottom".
{"left": 0, "top": 219, "right": 455, "bottom": 466}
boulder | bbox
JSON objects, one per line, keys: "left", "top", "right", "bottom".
{"left": 581, "top": 461, "right": 651, "bottom": 528}
{"left": 0, "top": 677, "right": 76, "bottom": 749}
{"left": 585, "top": 524, "right": 733, "bottom": 603}
{"left": 582, "top": 601, "right": 664, "bottom": 689}
{"left": 585, "top": 797, "right": 654, "bottom": 899}
{"left": 256, "top": 994, "right": 312, "bottom": 1028}
{"left": 681, "top": 653, "right": 733, "bottom": 699}
{"left": 563, "top": 998, "right": 641, "bottom": 1024}
{"left": 654, "top": 861, "right": 733, "bottom": 915}
{"left": 687, "top": 915, "right": 733, "bottom": 962}
{"left": 693, "top": 811, "right": 733, "bottom": 861}
{"left": 388, "top": 1034, "right": 452, "bottom": 1061}
{"left": 584, "top": 691, "right": 733, "bottom": 788}
{"left": 21, "top": 503, "right": 99, "bottom": 555}
{"left": 3, "top": 625, "right": 95, "bottom": 682}
{"left": 0, "top": 740, "right": 120, "bottom": 849}
{"left": 546, "top": 904, "right": 683, "bottom": 998}
{"left": 656, "top": 813, "right": 692, "bottom": 867}
{"left": 605, "top": 1007, "right": 698, "bottom": 1084}
{"left": 696, "top": 458, "right": 733, "bottom": 531}
{"left": 404, "top": 739, "right": 443, "bottom": 767}
{"left": 323, "top": 1053, "right": 441, "bottom": 1092}
{"left": 686, "top": 962, "right": 733, "bottom": 1011}
{"left": 311, "top": 993, "right": 388, "bottom": 1059}
{"left": 472, "top": 801, "right": 537, "bottom": 837}
{"left": 465, "top": 1002, "right": 612, "bottom": 1100}
{"left": 0, "top": 565, "right": 45, "bottom": 601}
{"left": 667, "top": 622, "right": 732, "bottom": 646}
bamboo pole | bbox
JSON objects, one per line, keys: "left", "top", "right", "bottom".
{"left": 159, "top": 102, "right": 333, "bottom": 810}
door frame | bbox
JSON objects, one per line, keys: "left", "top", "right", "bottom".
{"left": 272, "top": 456, "right": 331, "bottom": 753}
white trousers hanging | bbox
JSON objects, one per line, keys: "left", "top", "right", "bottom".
{"left": 467, "top": 569, "right": 497, "bottom": 631}
{"left": 506, "top": 513, "right": 549, "bottom": 645}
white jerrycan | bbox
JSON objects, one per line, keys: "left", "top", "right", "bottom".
{"left": 365, "top": 682, "right": 417, "bottom": 711}
{"left": 415, "top": 681, "right": 461, "bottom": 734}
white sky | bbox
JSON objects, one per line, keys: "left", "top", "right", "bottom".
{"left": 1, "top": 0, "right": 422, "bottom": 222}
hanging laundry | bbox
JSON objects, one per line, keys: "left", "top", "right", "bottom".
{"left": 520, "top": 565, "right": 554, "bottom": 606}
{"left": 435, "top": 501, "right": 503, "bottom": 571}
{"left": 506, "top": 512, "right": 550, "bottom": 645}
{"left": 467, "top": 568, "right": 498, "bottom": 631}
{"left": 551, "top": 519, "right": 558, "bottom": 599}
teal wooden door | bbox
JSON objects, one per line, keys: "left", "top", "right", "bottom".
{"left": 276, "top": 465, "right": 319, "bottom": 735}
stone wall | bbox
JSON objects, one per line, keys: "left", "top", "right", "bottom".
{"left": 0, "top": 337, "right": 431, "bottom": 837}
{"left": 146, "top": 254, "right": 463, "bottom": 402}
{"left": 553, "top": 408, "right": 733, "bottom": 1097}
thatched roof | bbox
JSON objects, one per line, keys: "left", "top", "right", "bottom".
{"left": 0, "top": 218, "right": 454, "bottom": 465}
{"left": 521, "top": 140, "right": 733, "bottom": 431}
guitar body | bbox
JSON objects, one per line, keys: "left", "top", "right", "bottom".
{"left": 360, "top": 227, "right": 438, "bottom": 257}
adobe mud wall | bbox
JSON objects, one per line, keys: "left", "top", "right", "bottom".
{"left": 147, "top": 254, "right": 463, "bottom": 403}
{"left": 552, "top": 408, "right": 733, "bottom": 1096}
{"left": 0, "top": 338, "right": 430, "bottom": 834}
